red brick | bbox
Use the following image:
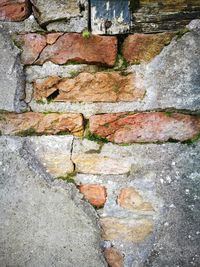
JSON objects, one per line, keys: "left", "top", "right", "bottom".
{"left": 46, "top": 33, "right": 63, "bottom": 45}
{"left": 79, "top": 184, "right": 107, "bottom": 208}
{"left": 104, "top": 248, "right": 124, "bottom": 267}
{"left": 16, "top": 33, "right": 47, "bottom": 65}
{"left": 17, "top": 33, "right": 117, "bottom": 66}
{"left": 122, "top": 33, "right": 175, "bottom": 64}
{"left": 0, "top": 112, "right": 84, "bottom": 136}
{"left": 33, "top": 72, "right": 145, "bottom": 103}
{"left": 118, "top": 188, "right": 154, "bottom": 211}
{"left": 0, "top": 0, "right": 31, "bottom": 22}
{"left": 89, "top": 112, "right": 200, "bottom": 143}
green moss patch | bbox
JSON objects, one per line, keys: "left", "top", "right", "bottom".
{"left": 85, "top": 130, "right": 109, "bottom": 144}
{"left": 16, "top": 128, "right": 39, "bottom": 137}
{"left": 57, "top": 173, "right": 77, "bottom": 184}
{"left": 176, "top": 28, "right": 190, "bottom": 40}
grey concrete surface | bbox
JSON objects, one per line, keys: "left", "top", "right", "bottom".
{"left": 0, "top": 25, "right": 26, "bottom": 112}
{"left": 0, "top": 137, "right": 106, "bottom": 267}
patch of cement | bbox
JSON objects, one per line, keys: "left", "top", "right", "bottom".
{"left": 0, "top": 16, "right": 44, "bottom": 34}
{"left": 73, "top": 139, "right": 200, "bottom": 267}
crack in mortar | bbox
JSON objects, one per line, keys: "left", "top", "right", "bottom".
{"left": 70, "top": 136, "right": 76, "bottom": 173}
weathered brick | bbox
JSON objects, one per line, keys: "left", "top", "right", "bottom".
{"left": 46, "top": 33, "right": 63, "bottom": 45}
{"left": 17, "top": 33, "right": 117, "bottom": 66}
{"left": 79, "top": 184, "right": 107, "bottom": 208}
{"left": 16, "top": 34, "right": 47, "bottom": 65}
{"left": 37, "top": 33, "right": 117, "bottom": 66}
{"left": 33, "top": 72, "right": 145, "bottom": 103}
{"left": 89, "top": 112, "right": 200, "bottom": 143}
{"left": 0, "top": 112, "right": 84, "bottom": 136}
{"left": 100, "top": 217, "right": 153, "bottom": 242}
{"left": 104, "top": 248, "right": 124, "bottom": 267}
{"left": 0, "top": 0, "right": 31, "bottom": 22}
{"left": 118, "top": 188, "right": 154, "bottom": 211}
{"left": 122, "top": 33, "right": 175, "bottom": 64}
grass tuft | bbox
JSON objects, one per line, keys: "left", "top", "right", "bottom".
{"left": 57, "top": 172, "right": 77, "bottom": 184}
{"left": 82, "top": 30, "right": 91, "bottom": 39}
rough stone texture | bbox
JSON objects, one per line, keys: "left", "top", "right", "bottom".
{"left": 0, "top": 0, "right": 31, "bottom": 22}
{"left": 28, "top": 136, "right": 74, "bottom": 177}
{"left": 0, "top": 112, "right": 84, "bottom": 136}
{"left": 118, "top": 188, "right": 154, "bottom": 211}
{"left": 17, "top": 33, "right": 117, "bottom": 66}
{"left": 79, "top": 184, "right": 107, "bottom": 208}
{"left": 0, "top": 136, "right": 198, "bottom": 266}
{"left": 0, "top": 12, "right": 199, "bottom": 267}
{"left": 122, "top": 32, "right": 175, "bottom": 64}
{"left": 46, "top": 33, "right": 63, "bottom": 45}
{"left": 46, "top": 16, "right": 87, "bottom": 33}
{"left": 0, "top": 137, "right": 106, "bottom": 267}
{"left": 73, "top": 139, "right": 200, "bottom": 266}
{"left": 71, "top": 137, "right": 130, "bottom": 177}
{"left": 36, "top": 33, "right": 117, "bottom": 67}
{"left": 137, "top": 27, "right": 200, "bottom": 111}
{"left": 16, "top": 33, "right": 46, "bottom": 65}
{"left": 0, "top": 25, "right": 26, "bottom": 112}
{"left": 33, "top": 72, "right": 145, "bottom": 103}
{"left": 131, "top": 0, "right": 200, "bottom": 33}
{"left": 89, "top": 112, "right": 200, "bottom": 143}
{"left": 73, "top": 154, "right": 131, "bottom": 175}
{"left": 187, "top": 19, "right": 200, "bottom": 31}
{"left": 100, "top": 217, "right": 154, "bottom": 242}
{"left": 46, "top": 0, "right": 88, "bottom": 33}
{"left": 104, "top": 248, "right": 124, "bottom": 267}
{"left": 30, "top": 0, "right": 87, "bottom": 27}
{"left": 0, "top": 15, "right": 44, "bottom": 33}
{"left": 27, "top": 23, "right": 200, "bottom": 115}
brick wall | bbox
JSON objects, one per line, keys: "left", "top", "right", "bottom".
{"left": 0, "top": 1, "right": 200, "bottom": 266}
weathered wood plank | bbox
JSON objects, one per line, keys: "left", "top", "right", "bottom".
{"left": 91, "top": 0, "right": 131, "bottom": 34}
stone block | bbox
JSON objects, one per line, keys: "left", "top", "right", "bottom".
{"left": 118, "top": 188, "right": 154, "bottom": 211}
{"left": 33, "top": 72, "right": 145, "bottom": 103}
{"left": 0, "top": 112, "right": 84, "bottom": 136}
{"left": 0, "top": 26, "right": 26, "bottom": 112}
{"left": 122, "top": 33, "right": 175, "bottom": 64}
{"left": 79, "top": 184, "right": 107, "bottom": 208}
{"left": 89, "top": 112, "right": 200, "bottom": 143}
{"left": 72, "top": 154, "right": 131, "bottom": 175}
{"left": 16, "top": 33, "right": 117, "bottom": 66}
{"left": 100, "top": 217, "right": 154, "bottom": 242}
{"left": 104, "top": 248, "right": 124, "bottom": 267}
{"left": 28, "top": 136, "right": 74, "bottom": 177}
{"left": 0, "top": 0, "right": 31, "bottom": 22}
{"left": 28, "top": 1, "right": 88, "bottom": 32}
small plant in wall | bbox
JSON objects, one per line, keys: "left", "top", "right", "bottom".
{"left": 82, "top": 30, "right": 91, "bottom": 39}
